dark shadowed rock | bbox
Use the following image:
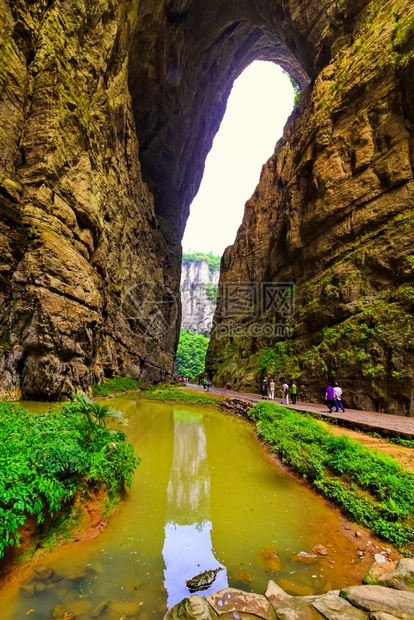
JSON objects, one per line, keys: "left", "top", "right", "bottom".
{"left": 186, "top": 568, "right": 223, "bottom": 593}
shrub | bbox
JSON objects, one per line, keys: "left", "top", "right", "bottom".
{"left": 0, "top": 400, "right": 139, "bottom": 558}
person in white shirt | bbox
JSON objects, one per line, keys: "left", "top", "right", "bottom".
{"left": 269, "top": 379, "right": 275, "bottom": 400}
{"left": 333, "top": 382, "right": 345, "bottom": 412}
{"left": 282, "top": 382, "right": 289, "bottom": 405}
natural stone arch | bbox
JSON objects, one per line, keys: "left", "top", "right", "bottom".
{"left": 128, "top": 0, "right": 362, "bottom": 231}
{"left": 0, "top": 0, "right": 413, "bottom": 404}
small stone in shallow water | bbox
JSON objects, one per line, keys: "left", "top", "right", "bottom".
{"left": 33, "top": 565, "right": 53, "bottom": 580}
{"left": 91, "top": 599, "right": 110, "bottom": 617}
{"left": 186, "top": 568, "right": 223, "bottom": 592}
{"left": 291, "top": 552, "right": 318, "bottom": 564}
{"left": 375, "top": 554, "right": 387, "bottom": 563}
{"left": 20, "top": 583, "right": 35, "bottom": 597}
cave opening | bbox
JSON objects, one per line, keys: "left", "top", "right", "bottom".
{"left": 182, "top": 61, "right": 297, "bottom": 257}
{"left": 176, "top": 61, "right": 297, "bottom": 380}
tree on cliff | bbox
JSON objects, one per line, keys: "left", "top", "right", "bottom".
{"left": 174, "top": 330, "right": 209, "bottom": 378}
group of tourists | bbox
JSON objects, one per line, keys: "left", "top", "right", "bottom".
{"left": 325, "top": 382, "right": 345, "bottom": 413}
{"left": 261, "top": 379, "right": 297, "bottom": 404}
{"left": 202, "top": 377, "right": 211, "bottom": 391}
{"left": 260, "top": 378, "right": 345, "bottom": 413}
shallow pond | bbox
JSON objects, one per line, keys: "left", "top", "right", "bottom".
{"left": 1, "top": 396, "right": 367, "bottom": 619}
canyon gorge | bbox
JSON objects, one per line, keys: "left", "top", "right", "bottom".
{"left": 0, "top": 0, "right": 413, "bottom": 411}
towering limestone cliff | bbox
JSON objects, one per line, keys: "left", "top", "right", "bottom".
{"left": 181, "top": 254, "right": 220, "bottom": 337}
{"left": 0, "top": 0, "right": 413, "bottom": 407}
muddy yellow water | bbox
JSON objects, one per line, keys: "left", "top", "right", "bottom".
{"left": 2, "top": 396, "right": 368, "bottom": 619}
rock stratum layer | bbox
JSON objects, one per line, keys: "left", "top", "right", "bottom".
{"left": 0, "top": 0, "right": 413, "bottom": 402}
{"left": 181, "top": 257, "right": 219, "bottom": 337}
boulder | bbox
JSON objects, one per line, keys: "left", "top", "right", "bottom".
{"left": 311, "top": 591, "right": 368, "bottom": 620}
{"left": 206, "top": 588, "right": 275, "bottom": 620}
{"left": 363, "top": 560, "right": 414, "bottom": 592}
{"left": 340, "top": 585, "right": 414, "bottom": 619}
{"left": 164, "top": 595, "right": 215, "bottom": 620}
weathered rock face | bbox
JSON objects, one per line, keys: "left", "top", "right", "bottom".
{"left": 206, "top": 1, "right": 414, "bottom": 414}
{"left": 181, "top": 259, "right": 219, "bottom": 337}
{"left": 0, "top": 0, "right": 181, "bottom": 399}
{"left": 0, "top": 0, "right": 413, "bottom": 402}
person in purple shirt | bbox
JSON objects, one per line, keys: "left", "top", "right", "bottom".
{"left": 325, "top": 383, "right": 335, "bottom": 413}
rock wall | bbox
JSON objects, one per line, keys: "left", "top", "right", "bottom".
{"left": 181, "top": 259, "right": 219, "bottom": 336}
{"left": 1, "top": 0, "right": 413, "bottom": 402}
{"left": 206, "top": 0, "right": 414, "bottom": 414}
{"left": 0, "top": 0, "right": 181, "bottom": 399}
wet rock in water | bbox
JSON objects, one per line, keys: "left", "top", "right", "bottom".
{"left": 313, "top": 544, "right": 328, "bottom": 556}
{"left": 33, "top": 565, "right": 53, "bottom": 580}
{"left": 375, "top": 554, "right": 387, "bottom": 563}
{"left": 277, "top": 579, "right": 315, "bottom": 597}
{"left": 53, "top": 605, "right": 65, "bottom": 619}
{"left": 164, "top": 595, "right": 213, "bottom": 620}
{"left": 110, "top": 601, "right": 140, "bottom": 615}
{"left": 291, "top": 551, "right": 318, "bottom": 564}
{"left": 91, "top": 599, "right": 111, "bottom": 617}
{"left": 311, "top": 591, "right": 368, "bottom": 619}
{"left": 340, "top": 585, "right": 414, "bottom": 618}
{"left": 20, "top": 582, "right": 35, "bottom": 596}
{"left": 262, "top": 548, "right": 281, "bottom": 571}
{"left": 364, "top": 559, "right": 414, "bottom": 593}
{"left": 53, "top": 607, "right": 78, "bottom": 620}
{"left": 232, "top": 570, "right": 253, "bottom": 583}
{"left": 186, "top": 567, "right": 223, "bottom": 592}
{"left": 206, "top": 588, "right": 275, "bottom": 620}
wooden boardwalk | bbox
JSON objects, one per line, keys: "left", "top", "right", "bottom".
{"left": 188, "top": 384, "right": 414, "bottom": 439}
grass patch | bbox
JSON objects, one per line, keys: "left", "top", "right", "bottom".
{"left": 0, "top": 398, "right": 139, "bottom": 558}
{"left": 248, "top": 402, "right": 414, "bottom": 547}
{"left": 92, "top": 376, "right": 142, "bottom": 397}
{"left": 138, "top": 385, "right": 223, "bottom": 407}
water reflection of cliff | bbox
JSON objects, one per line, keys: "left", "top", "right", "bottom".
{"left": 162, "top": 409, "right": 228, "bottom": 607}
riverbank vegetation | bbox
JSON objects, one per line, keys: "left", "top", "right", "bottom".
{"left": 92, "top": 376, "right": 142, "bottom": 397}
{"left": 138, "top": 385, "right": 223, "bottom": 406}
{"left": 0, "top": 397, "right": 139, "bottom": 559}
{"left": 249, "top": 402, "right": 414, "bottom": 548}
